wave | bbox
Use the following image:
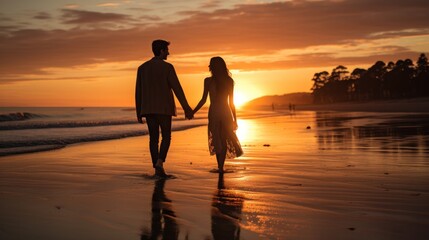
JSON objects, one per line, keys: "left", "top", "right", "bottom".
{"left": 0, "top": 116, "right": 207, "bottom": 130}
{"left": 0, "top": 145, "right": 66, "bottom": 156}
{"left": 0, "top": 119, "right": 137, "bottom": 130}
{"left": 0, "top": 130, "right": 148, "bottom": 149}
{"left": 0, "top": 122, "right": 206, "bottom": 156}
{"left": 0, "top": 109, "right": 282, "bottom": 157}
{"left": 0, "top": 112, "right": 45, "bottom": 122}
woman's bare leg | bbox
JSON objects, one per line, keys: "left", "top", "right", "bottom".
{"left": 216, "top": 144, "right": 227, "bottom": 173}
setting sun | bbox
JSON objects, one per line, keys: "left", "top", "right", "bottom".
{"left": 234, "top": 91, "right": 251, "bottom": 108}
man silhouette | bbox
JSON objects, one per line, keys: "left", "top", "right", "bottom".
{"left": 135, "top": 39, "right": 193, "bottom": 177}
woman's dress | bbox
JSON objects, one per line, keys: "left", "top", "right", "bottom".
{"left": 207, "top": 78, "right": 243, "bottom": 158}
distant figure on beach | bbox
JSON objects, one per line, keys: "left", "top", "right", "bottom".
{"left": 192, "top": 57, "right": 243, "bottom": 173}
{"left": 271, "top": 103, "right": 275, "bottom": 111}
{"left": 135, "top": 39, "right": 193, "bottom": 177}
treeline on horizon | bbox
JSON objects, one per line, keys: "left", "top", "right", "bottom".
{"left": 310, "top": 53, "right": 429, "bottom": 104}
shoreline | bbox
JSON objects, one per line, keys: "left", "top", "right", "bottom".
{"left": 0, "top": 111, "right": 283, "bottom": 158}
{"left": 0, "top": 122, "right": 207, "bottom": 157}
{"left": 244, "top": 97, "right": 429, "bottom": 112}
{"left": 296, "top": 97, "right": 429, "bottom": 112}
{"left": 2, "top": 97, "right": 429, "bottom": 158}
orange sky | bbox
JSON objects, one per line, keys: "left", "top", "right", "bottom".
{"left": 1, "top": 0, "right": 428, "bottom": 107}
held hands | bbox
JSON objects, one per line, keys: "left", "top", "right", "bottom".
{"left": 185, "top": 108, "right": 194, "bottom": 120}
{"left": 187, "top": 107, "right": 200, "bottom": 120}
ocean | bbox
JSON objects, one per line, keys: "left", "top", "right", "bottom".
{"left": 0, "top": 107, "right": 280, "bottom": 156}
{"left": 0, "top": 107, "right": 211, "bottom": 156}
{"left": 3, "top": 107, "right": 427, "bottom": 158}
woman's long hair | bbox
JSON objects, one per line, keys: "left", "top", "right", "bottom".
{"left": 209, "top": 57, "right": 233, "bottom": 93}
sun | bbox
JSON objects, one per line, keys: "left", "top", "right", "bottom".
{"left": 233, "top": 91, "right": 249, "bottom": 108}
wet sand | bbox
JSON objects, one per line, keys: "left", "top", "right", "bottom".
{"left": 1, "top": 112, "right": 428, "bottom": 239}
{"left": 296, "top": 97, "right": 429, "bottom": 112}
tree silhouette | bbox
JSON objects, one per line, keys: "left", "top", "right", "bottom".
{"left": 328, "top": 65, "right": 350, "bottom": 102}
{"left": 349, "top": 68, "right": 366, "bottom": 101}
{"left": 310, "top": 53, "right": 428, "bottom": 103}
{"left": 311, "top": 71, "right": 329, "bottom": 103}
{"left": 415, "top": 53, "right": 429, "bottom": 97}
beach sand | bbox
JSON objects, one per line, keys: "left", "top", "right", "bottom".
{"left": 1, "top": 113, "right": 429, "bottom": 239}
{"left": 295, "top": 97, "right": 429, "bottom": 112}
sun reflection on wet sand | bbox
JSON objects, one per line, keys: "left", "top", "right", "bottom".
{"left": 225, "top": 112, "right": 429, "bottom": 239}
{"left": 236, "top": 113, "right": 319, "bottom": 152}
{"left": 235, "top": 119, "right": 254, "bottom": 144}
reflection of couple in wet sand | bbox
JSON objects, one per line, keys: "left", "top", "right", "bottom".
{"left": 140, "top": 174, "right": 244, "bottom": 240}
{"left": 140, "top": 178, "right": 179, "bottom": 240}
{"left": 135, "top": 39, "right": 243, "bottom": 177}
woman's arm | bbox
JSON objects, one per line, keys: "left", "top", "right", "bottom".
{"left": 193, "top": 78, "right": 210, "bottom": 114}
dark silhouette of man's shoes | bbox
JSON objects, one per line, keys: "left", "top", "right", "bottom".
{"left": 155, "top": 167, "right": 168, "bottom": 178}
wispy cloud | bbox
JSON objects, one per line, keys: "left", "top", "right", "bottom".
{"left": 139, "top": 15, "right": 162, "bottom": 21}
{"left": 33, "top": 12, "right": 52, "bottom": 20}
{"left": 64, "top": 4, "right": 79, "bottom": 9}
{"left": 0, "top": 75, "right": 101, "bottom": 84}
{"left": 0, "top": 15, "right": 13, "bottom": 21}
{"left": 97, "top": 3, "right": 121, "bottom": 7}
{"left": 200, "top": 0, "right": 223, "bottom": 9}
{"left": 61, "top": 9, "right": 131, "bottom": 24}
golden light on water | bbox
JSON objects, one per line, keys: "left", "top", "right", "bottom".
{"left": 236, "top": 119, "right": 257, "bottom": 144}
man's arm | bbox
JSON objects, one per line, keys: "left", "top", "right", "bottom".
{"left": 167, "top": 65, "right": 193, "bottom": 119}
{"left": 135, "top": 68, "right": 143, "bottom": 123}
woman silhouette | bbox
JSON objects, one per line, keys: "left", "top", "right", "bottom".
{"left": 193, "top": 57, "right": 243, "bottom": 173}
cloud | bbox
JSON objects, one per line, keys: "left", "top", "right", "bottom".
{"left": 127, "top": 7, "right": 152, "bottom": 11}
{"left": 64, "top": 4, "right": 79, "bottom": 9}
{"left": 200, "top": 0, "right": 223, "bottom": 9}
{"left": 33, "top": 12, "right": 52, "bottom": 20}
{"left": 61, "top": 9, "right": 131, "bottom": 24}
{"left": 368, "top": 29, "right": 429, "bottom": 39}
{"left": 1, "top": 0, "right": 428, "bottom": 79}
{"left": 176, "top": 10, "right": 201, "bottom": 16}
{"left": 0, "top": 16, "right": 12, "bottom": 22}
{"left": 0, "top": 27, "right": 153, "bottom": 76}
{"left": 175, "top": 49, "right": 421, "bottom": 74}
{"left": 139, "top": 15, "right": 162, "bottom": 21}
{"left": 164, "top": 0, "right": 429, "bottom": 53}
{"left": 97, "top": 3, "right": 121, "bottom": 7}
{"left": 0, "top": 25, "right": 19, "bottom": 32}
{"left": 0, "top": 75, "right": 101, "bottom": 84}
{"left": 232, "top": 50, "right": 420, "bottom": 72}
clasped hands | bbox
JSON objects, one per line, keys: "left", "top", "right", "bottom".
{"left": 184, "top": 108, "right": 194, "bottom": 120}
